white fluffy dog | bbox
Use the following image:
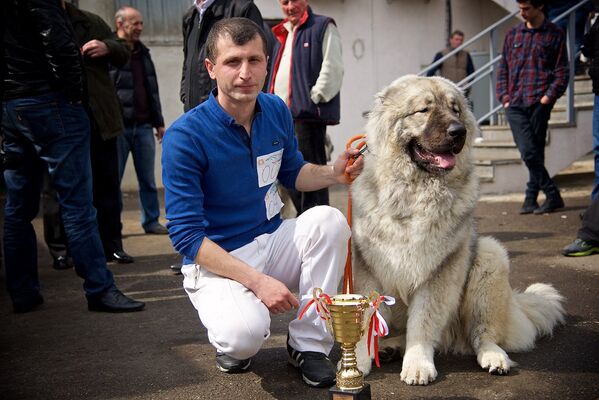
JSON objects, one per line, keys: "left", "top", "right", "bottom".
{"left": 350, "top": 75, "right": 565, "bottom": 385}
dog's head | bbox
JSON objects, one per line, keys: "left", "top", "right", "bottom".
{"left": 365, "top": 75, "right": 476, "bottom": 177}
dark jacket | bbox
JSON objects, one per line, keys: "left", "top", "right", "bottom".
{"left": 269, "top": 7, "right": 341, "bottom": 125}
{"left": 583, "top": 16, "right": 599, "bottom": 94}
{"left": 109, "top": 41, "right": 164, "bottom": 128}
{"left": 1, "top": 0, "right": 85, "bottom": 102}
{"left": 180, "top": 0, "right": 264, "bottom": 111}
{"left": 65, "top": 3, "right": 130, "bottom": 140}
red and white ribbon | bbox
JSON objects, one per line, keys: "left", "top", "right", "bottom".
{"left": 367, "top": 295, "right": 395, "bottom": 368}
{"left": 299, "top": 288, "right": 332, "bottom": 332}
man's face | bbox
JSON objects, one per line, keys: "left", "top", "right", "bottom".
{"left": 205, "top": 34, "right": 268, "bottom": 107}
{"left": 449, "top": 34, "right": 464, "bottom": 50}
{"left": 519, "top": 1, "right": 544, "bottom": 24}
{"left": 279, "top": 0, "right": 309, "bottom": 26}
{"left": 120, "top": 9, "right": 144, "bottom": 43}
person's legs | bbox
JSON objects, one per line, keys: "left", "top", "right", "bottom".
{"left": 116, "top": 127, "right": 132, "bottom": 181}
{"left": 129, "top": 124, "right": 161, "bottom": 231}
{"left": 505, "top": 106, "right": 540, "bottom": 208}
{"left": 578, "top": 196, "right": 599, "bottom": 245}
{"left": 181, "top": 206, "right": 349, "bottom": 361}
{"left": 289, "top": 122, "right": 329, "bottom": 215}
{"left": 181, "top": 244, "right": 271, "bottom": 361}
{"left": 2, "top": 94, "right": 115, "bottom": 303}
{"left": 267, "top": 206, "right": 350, "bottom": 354}
{"left": 90, "top": 133, "right": 126, "bottom": 259}
{"left": 1, "top": 121, "right": 43, "bottom": 309}
{"left": 41, "top": 167, "right": 72, "bottom": 269}
{"left": 592, "top": 95, "right": 599, "bottom": 201}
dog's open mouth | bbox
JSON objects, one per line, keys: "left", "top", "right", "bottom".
{"left": 409, "top": 141, "right": 458, "bottom": 173}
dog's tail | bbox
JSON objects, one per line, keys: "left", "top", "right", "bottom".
{"left": 505, "top": 283, "right": 566, "bottom": 351}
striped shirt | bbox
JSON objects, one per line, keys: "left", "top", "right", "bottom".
{"left": 496, "top": 19, "right": 569, "bottom": 106}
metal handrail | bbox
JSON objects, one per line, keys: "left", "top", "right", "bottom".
{"left": 419, "top": 0, "right": 591, "bottom": 127}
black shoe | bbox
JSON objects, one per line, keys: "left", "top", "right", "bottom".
{"left": 287, "top": 342, "right": 336, "bottom": 388}
{"left": 562, "top": 238, "right": 599, "bottom": 257}
{"left": 215, "top": 350, "right": 251, "bottom": 373}
{"left": 170, "top": 263, "right": 183, "bottom": 275}
{"left": 52, "top": 255, "right": 74, "bottom": 270}
{"left": 519, "top": 197, "right": 539, "bottom": 214}
{"left": 107, "top": 251, "right": 134, "bottom": 264}
{"left": 534, "top": 192, "right": 565, "bottom": 214}
{"left": 144, "top": 224, "right": 168, "bottom": 235}
{"left": 13, "top": 294, "right": 44, "bottom": 314}
{"left": 87, "top": 287, "right": 145, "bottom": 313}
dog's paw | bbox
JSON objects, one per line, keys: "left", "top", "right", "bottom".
{"left": 477, "top": 343, "right": 515, "bottom": 375}
{"left": 400, "top": 347, "right": 437, "bottom": 385}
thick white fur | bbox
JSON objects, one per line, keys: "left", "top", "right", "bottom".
{"left": 351, "top": 75, "right": 566, "bottom": 385}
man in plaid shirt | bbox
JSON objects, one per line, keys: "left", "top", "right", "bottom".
{"left": 496, "top": 0, "right": 569, "bottom": 215}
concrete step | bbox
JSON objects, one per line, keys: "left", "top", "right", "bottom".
{"left": 480, "top": 125, "right": 512, "bottom": 142}
{"left": 556, "top": 92, "right": 594, "bottom": 108}
{"left": 472, "top": 140, "right": 521, "bottom": 160}
{"left": 574, "top": 76, "right": 593, "bottom": 94}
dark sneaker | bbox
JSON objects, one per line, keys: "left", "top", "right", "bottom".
{"left": 562, "top": 238, "right": 599, "bottom": 257}
{"left": 215, "top": 350, "right": 251, "bottom": 373}
{"left": 287, "top": 342, "right": 336, "bottom": 388}
{"left": 144, "top": 224, "right": 168, "bottom": 235}
{"left": 519, "top": 197, "right": 539, "bottom": 214}
{"left": 534, "top": 192, "right": 564, "bottom": 214}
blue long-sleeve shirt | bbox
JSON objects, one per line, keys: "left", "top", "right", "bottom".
{"left": 162, "top": 91, "right": 306, "bottom": 263}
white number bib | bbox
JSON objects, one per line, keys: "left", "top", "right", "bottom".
{"left": 257, "top": 149, "right": 283, "bottom": 188}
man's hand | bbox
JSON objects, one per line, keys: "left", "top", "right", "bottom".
{"left": 503, "top": 102, "right": 510, "bottom": 108}
{"left": 540, "top": 95, "right": 551, "bottom": 105}
{"left": 81, "top": 40, "right": 109, "bottom": 58}
{"left": 155, "top": 126, "right": 166, "bottom": 143}
{"left": 333, "top": 148, "right": 364, "bottom": 184}
{"left": 249, "top": 273, "right": 300, "bottom": 314}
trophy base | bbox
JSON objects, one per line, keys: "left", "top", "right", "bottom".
{"left": 329, "top": 383, "right": 371, "bottom": 400}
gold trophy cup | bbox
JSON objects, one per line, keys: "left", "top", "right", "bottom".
{"left": 328, "top": 294, "right": 372, "bottom": 400}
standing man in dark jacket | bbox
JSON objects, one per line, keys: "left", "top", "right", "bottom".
{"left": 496, "top": 0, "right": 569, "bottom": 215}
{"left": 180, "top": 0, "right": 265, "bottom": 112}
{"left": 64, "top": 2, "right": 134, "bottom": 263}
{"left": 268, "top": 0, "right": 343, "bottom": 215}
{"left": 111, "top": 6, "right": 168, "bottom": 235}
{"left": 1, "top": 0, "right": 144, "bottom": 313}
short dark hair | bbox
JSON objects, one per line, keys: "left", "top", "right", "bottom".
{"left": 516, "top": 0, "right": 545, "bottom": 9}
{"left": 205, "top": 17, "right": 268, "bottom": 62}
{"left": 450, "top": 30, "right": 464, "bottom": 39}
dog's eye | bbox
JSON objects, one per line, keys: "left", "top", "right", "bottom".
{"left": 453, "top": 107, "right": 460, "bottom": 115}
{"left": 417, "top": 108, "right": 428, "bottom": 114}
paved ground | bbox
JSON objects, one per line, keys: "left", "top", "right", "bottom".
{"left": 1, "top": 165, "right": 598, "bottom": 400}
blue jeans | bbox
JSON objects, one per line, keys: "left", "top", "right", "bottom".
{"left": 117, "top": 123, "right": 161, "bottom": 230}
{"left": 593, "top": 96, "right": 599, "bottom": 201}
{"left": 2, "top": 93, "right": 114, "bottom": 304}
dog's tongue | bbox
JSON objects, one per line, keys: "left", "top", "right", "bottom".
{"left": 433, "top": 153, "right": 456, "bottom": 169}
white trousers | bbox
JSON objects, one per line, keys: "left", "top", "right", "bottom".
{"left": 181, "top": 206, "right": 350, "bottom": 360}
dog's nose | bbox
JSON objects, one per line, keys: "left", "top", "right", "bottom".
{"left": 447, "top": 122, "right": 466, "bottom": 138}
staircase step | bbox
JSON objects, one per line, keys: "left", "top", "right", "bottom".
{"left": 556, "top": 92, "right": 594, "bottom": 108}
{"left": 472, "top": 140, "right": 521, "bottom": 160}
{"left": 480, "top": 125, "right": 512, "bottom": 141}
{"left": 474, "top": 163, "right": 494, "bottom": 182}
{"left": 574, "top": 76, "right": 593, "bottom": 94}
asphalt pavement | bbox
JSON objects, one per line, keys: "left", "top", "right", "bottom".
{"left": 0, "top": 163, "right": 598, "bottom": 400}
